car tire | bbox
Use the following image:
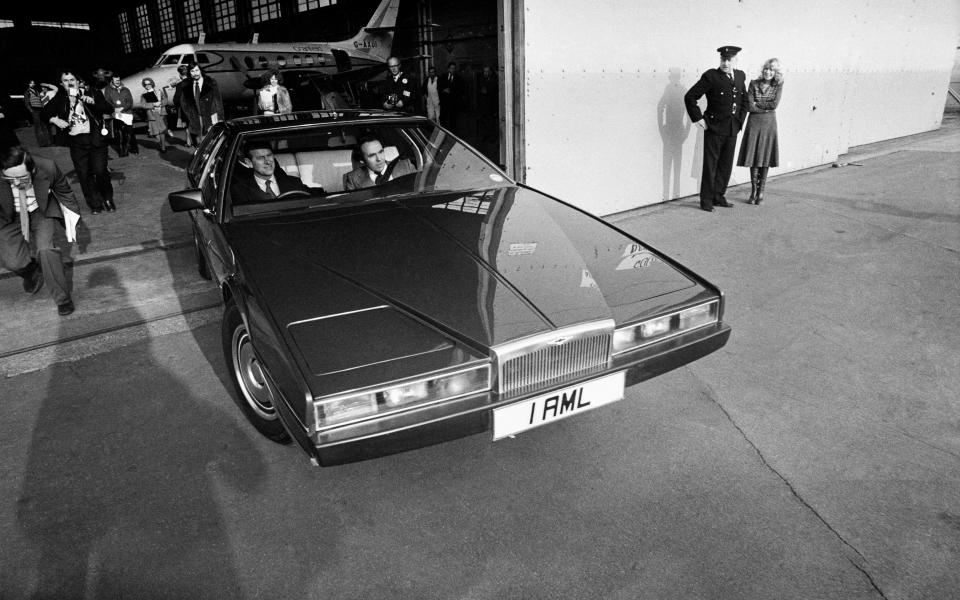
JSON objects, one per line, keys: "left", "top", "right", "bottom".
{"left": 222, "top": 302, "right": 291, "bottom": 444}
{"left": 193, "top": 222, "right": 212, "bottom": 281}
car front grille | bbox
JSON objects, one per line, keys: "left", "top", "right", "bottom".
{"left": 494, "top": 320, "right": 614, "bottom": 398}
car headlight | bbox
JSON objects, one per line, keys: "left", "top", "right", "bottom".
{"left": 612, "top": 300, "right": 719, "bottom": 354}
{"left": 314, "top": 364, "right": 491, "bottom": 428}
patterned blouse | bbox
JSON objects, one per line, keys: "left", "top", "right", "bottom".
{"left": 747, "top": 80, "right": 783, "bottom": 113}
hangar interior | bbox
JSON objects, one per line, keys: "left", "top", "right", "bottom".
{"left": 0, "top": 0, "right": 503, "bottom": 161}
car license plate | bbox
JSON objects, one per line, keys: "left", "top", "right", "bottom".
{"left": 492, "top": 371, "right": 626, "bottom": 440}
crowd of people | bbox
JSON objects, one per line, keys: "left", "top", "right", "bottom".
{"left": 2, "top": 49, "right": 782, "bottom": 317}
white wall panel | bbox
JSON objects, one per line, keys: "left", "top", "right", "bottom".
{"left": 518, "top": 0, "right": 960, "bottom": 215}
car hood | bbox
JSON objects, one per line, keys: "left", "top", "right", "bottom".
{"left": 227, "top": 186, "right": 700, "bottom": 388}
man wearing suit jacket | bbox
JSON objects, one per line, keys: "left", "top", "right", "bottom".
{"left": 230, "top": 141, "right": 312, "bottom": 204}
{"left": 0, "top": 146, "right": 81, "bottom": 315}
{"left": 343, "top": 135, "right": 416, "bottom": 191}
{"left": 179, "top": 63, "right": 225, "bottom": 140}
{"left": 439, "top": 62, "right": 464, "bottom": 135}
{"left": 685, "top": 45, "right": 748, "bottom": 212}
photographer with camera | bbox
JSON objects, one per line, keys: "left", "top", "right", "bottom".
{"left": 382, "top": 56, "right": 417, "bottom": 114}
{"left": 41, "top": 69, "right": 115, "bottom": 214}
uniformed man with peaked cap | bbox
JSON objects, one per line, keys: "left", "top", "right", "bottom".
{"left": 685, "top": 45, "right": 748, "bottom": 212}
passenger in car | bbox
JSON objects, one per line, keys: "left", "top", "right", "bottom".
{"left": 342, "top": 134, "right": 416, "bottom": 190}
{"left": 231, "top": 141, "right": 313, "bottom": 204}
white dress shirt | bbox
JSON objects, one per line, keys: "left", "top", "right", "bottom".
{"left": 9, "top": 182, "right": 38, "bottom": 213}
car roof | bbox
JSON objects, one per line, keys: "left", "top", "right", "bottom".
{"left": 224, "top": 109, "right": 425, "bottom": 134}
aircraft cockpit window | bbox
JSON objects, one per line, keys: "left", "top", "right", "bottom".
{"left": 244, "top": 56, "right": 255, "bottom": 69}
{"left": 304, "top": 55, "right": 314, "bottom": 66}
{"left": 277, "top": 56, "right": 287, "bottom": 67}
{"left": 293, "top": 55, "right": 302, "bottom": 66}
{"left": 182, "top": 54, "right": 196, "bottom": 65}
{"left": 157, "top": 54, "right": 180, "bottom": 66}
{"left": 196, "top": 53, "right": 211, "bottom": 64}
{"left": 258, "top": 56, "right": 268, "bottom": 68}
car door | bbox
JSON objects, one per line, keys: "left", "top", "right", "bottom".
{"left": 190, "top": 129, "right": 233, "bottom": 283}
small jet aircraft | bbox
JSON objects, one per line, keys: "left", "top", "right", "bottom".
{"left": 121, "top": 0, "right": 399, "bottom": 111}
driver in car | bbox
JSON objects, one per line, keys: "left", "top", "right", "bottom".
{"left": 343, "top": 134, "right": 416, "bottom": 191}
{"left": 231, "top": 141, "right": 312, "bottom": 204}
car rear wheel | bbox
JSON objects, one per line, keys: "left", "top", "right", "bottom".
{"left": 223, "top": 302, "right": 291, "bottom": 443}
{"left": 193, "top": 222, "right": 211, "bottom": 280}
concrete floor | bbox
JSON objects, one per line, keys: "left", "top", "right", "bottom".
{"left": 0, "top": 117, "right": 958, "bottom": 599}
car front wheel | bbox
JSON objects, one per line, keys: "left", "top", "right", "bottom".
{"left": 222, "top": 302, "right": 291, "bottom": 443}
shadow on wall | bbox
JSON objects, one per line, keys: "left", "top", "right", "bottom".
{"left": 657, "top": 68, "right": 693, "bottom": 201}
{"left": 15, "top": 266, "right": 267, "bottom": 598}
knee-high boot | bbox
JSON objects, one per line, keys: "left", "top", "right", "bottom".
{"left": 749, "top": 168, "right": 759, "bottom": 204}
{"left": 756, "top": 167, "right": 768, "bottom": 205}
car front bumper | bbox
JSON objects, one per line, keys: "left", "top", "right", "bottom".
{"left": 287, "top": 322, "right": 731, "bottom": 466}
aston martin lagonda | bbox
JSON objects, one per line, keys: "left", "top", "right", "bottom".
{"left": 169, "top": 111, "right": 731, "bottom": 466}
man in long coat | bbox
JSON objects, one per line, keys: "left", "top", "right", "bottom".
{"left": 179, "top": 62, "right": 224, "bottom": 140}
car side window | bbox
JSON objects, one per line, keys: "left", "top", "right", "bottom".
{"left": 199, "top": 135, "right": 229, "bottom": 211}
{"left": 188, "top": 127, "right": 226, "bottom": 184}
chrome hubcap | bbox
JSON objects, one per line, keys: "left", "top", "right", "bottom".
{"left": 232, "top": 326, "right": 277, "bottom": 420}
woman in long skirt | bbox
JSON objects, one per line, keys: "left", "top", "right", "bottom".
{"left": 737, "top": 58, "right": 783, "bottom": 205}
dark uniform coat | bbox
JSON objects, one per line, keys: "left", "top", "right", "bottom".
{"left": 386, "top": 71, "right": 417, "bottom": 113}
{"left": 684, "top": 68, "right": 748, "bottom": 208}
{"left": 684, "top": 68, "right": 748, "bottom": 135}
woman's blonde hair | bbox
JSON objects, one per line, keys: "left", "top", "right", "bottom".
{"left": 759, "top": 58, "right": 783, "bottom": 85}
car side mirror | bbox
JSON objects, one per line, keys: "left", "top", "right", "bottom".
{"left": 168, "top": 188, "right": 205, "bottom": 212}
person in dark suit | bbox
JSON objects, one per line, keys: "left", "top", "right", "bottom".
{"left": 179, "top": 62, "right": 224, "bottom": 141}
{"left": 230, "top": 141, "right": 311, "bottom": 204}
{"left": 343, "top": 134, "right": 416, "bottom": 191}
{"left": 685, "top": 45, "right": 749, "bottom": 212}
{"left": 439, "top": 62, "right": 464, "bottom": 134}
{"left": 0, "top": 146, "right": 81, "bottom": 315}
{"left": 383, "top": 56, "right": 417, "bottom": 113}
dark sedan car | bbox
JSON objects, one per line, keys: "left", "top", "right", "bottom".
{"left": 169, "top": 110, "right": 731, "bottom": 466}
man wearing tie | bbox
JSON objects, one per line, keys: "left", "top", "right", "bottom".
{"left": 439, "top": 62, "right": 464, "bottom": 134}
{"left": 0, "top": 146, "right": 81, "bottom": 316}
{"left": 685, "top": 45, "right": 748, "bottom": 212}
{"left": 343, "top": 135, "right": 416, "bottom": 191}
{"left": 179, "top": 62, "right": 224, "bottom": 141}
{"left": 229, "top": 141, "right": 312, "bottom": 204}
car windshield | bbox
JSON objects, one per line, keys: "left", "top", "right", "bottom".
{"left": 227, "top": 119, "right": 511, "bottom": 217}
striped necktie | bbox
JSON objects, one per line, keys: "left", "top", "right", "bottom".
{"left": 18, "top": 187, "right": 31, "bottom": 242}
